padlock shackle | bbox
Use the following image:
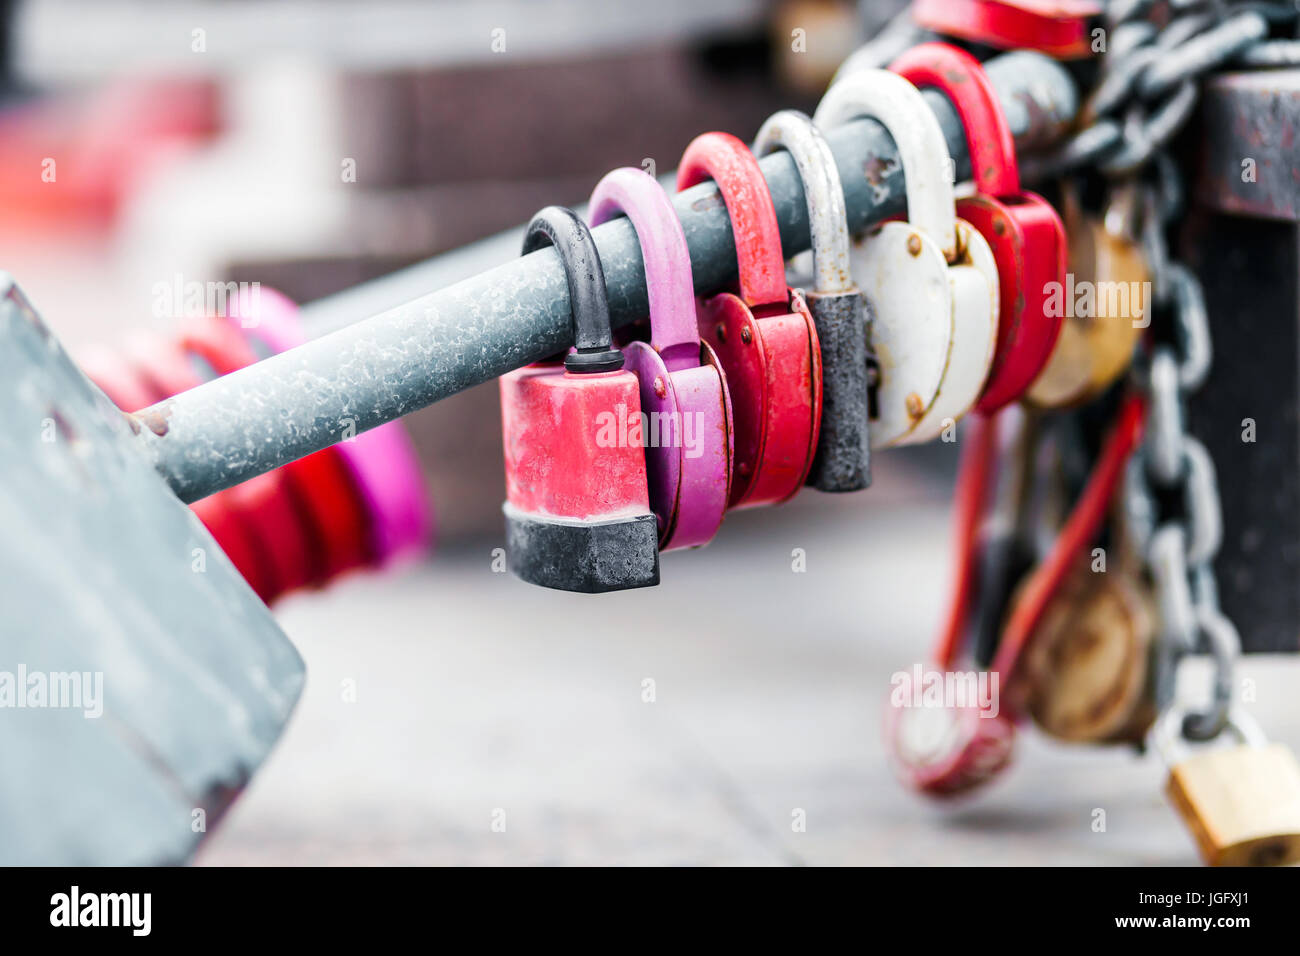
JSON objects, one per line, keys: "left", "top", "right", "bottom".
{"left": 752, "top": 110, "right": 855, "bottom": 297}
{"left": 675, "top": 131, "right": 790, "bottom": 310}
{"left": 588, "top": 167, "right": 702, "bottom": 373}
{"left": 889, "top": 43, "right": 1021, "bottom": 199}
{"left": 814, "top": 69, "right": 958, "bottom": 262}
{"left": 126, "top": 52, "right": 1080, "bottom": 504}
{"left": 933, "top": 411, "right": 1002, "bottom": 669}
{"left": 522, "top": 207, "right": 624, "bottom": 374}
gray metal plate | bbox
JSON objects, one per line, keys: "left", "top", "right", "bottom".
{"left": 0, "top": 276, "right": 304, "bottom": 864}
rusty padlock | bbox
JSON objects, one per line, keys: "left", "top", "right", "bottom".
{"left": 1026, "top": 183, "right": 1149, "bottom": 409}
{"left": 1157, "top": 707, "right": 1300, "bottom": 867}
{"left": 753, "top": 109, "right": 871, "bottom": 492}
{"left": 1019, "top": 551, "right": 1158, "bottom": 744}
{"left": 890, "top": 43, "right": 1068, "bottom": 415}
{"left": 677, "top": 131, "right": 823, "bottom": 509}
{"left": 815, "top": 69, "right": 1000, "bottom": 446}
{"left": 587, "top": 167, "right": 734, "bottom": 550}
{"left": 499, "top": 206, "right": 659, "bottom": 592}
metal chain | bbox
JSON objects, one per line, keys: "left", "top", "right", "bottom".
{"left": 1046, "top": 0, "right": 1293, "bottom": 742}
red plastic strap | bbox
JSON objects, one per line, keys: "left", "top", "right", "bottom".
{"left": 676, "top": 131, "right": 788, "bottom": 309}
{"left": 890, "top": 43, "right": 1020, "bottom": 198}
{"left": 990, "top": 394, "right": 1146, "bottom": 685}
{"left": 933, "top": 413, "right": 1001, "bottom": 669}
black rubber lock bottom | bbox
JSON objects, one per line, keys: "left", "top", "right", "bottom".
{"left": 503, "top": 504, "right": 660, "bottom": 593}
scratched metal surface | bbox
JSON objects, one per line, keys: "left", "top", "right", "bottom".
{"left": 195, "top": 444, "right": 1300, "bottom": 866}
{"left": 0, "top": 277, "right": 305, "bottom": 866}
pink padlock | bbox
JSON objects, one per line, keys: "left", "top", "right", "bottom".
{"left": 225, "top": 286, "right": 434, "bottom": 566}
{"left": 588, "top": 167, "right": 733, "bottom": 549}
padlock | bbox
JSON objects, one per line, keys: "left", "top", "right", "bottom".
{"left": 814, "top": 70, "right": 999, "bottom": 446}
{"left": 990, "top": 394, "right": 1145, "bottom": 694}
{"left": 1157, "top": 708, "right": 1300, "bottom": 867}
{"left": 883, "top": 662, "right": 1018, "bottom": 798}
{"left": 676, "top": 131, "right": 823, "bottom": 508}
{"left": 1026, "top": 183, "right": 1149, "bottom": 408}
{"left": 912, "top": 0, "right": 1102, "bottom": 61}
{"left": 1019, "top": 552, "right": 1157, "bottom": 744}
{"left": 887, "top": 412, "right": 1018, "bottom": 797}
{"left": 180, "top": 315, "right": 321, "bottom": 599}
{"left": 587, "top": 167, "right": 733, "bottom": 549}
{"left": 499, "top": 205, "right": 660, "bottom": 592}
{"left": 891, "top": 395, "right": 1146, "bottom": 796}
{"left": 752, "top": 109, "right": 871, "bottom": 492}
{"left": 889, "top": 43, "right": 1067, "bottom": 415}
{"left": 81, "top": 337, "right": 281, "bottom": 601}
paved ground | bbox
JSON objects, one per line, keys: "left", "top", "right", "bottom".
{"left": 197, "top": 446, "right": 1300, "bottom": 866}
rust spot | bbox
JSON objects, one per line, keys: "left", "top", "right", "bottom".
{"left": 906, "top": 234, "right": 922, "bottom": 257}
{"left": 740, "top": 326, "right": 753, "bottom": 345}
{"left": 653, "top": 376, "right": 667, "bottom": 398}
{"left": 863, "top": 155, "right": 897, "bottom": 187}
{"left": 133, "top": 401, "right": 174, "bottom": 437}
{"left": 715, "top": 322, "right": 727, "bottom": 343}
{"left": 905, "top": 392, "right": 925, "bottom": 421}
{"left": 994, "top": 215, "right": 1008, "bottom": 237}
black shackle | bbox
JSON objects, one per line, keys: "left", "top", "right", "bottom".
{"left": 521, "top": 206, "right": 624, "bottom": 374}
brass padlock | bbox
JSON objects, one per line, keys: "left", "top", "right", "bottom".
{"left": 1018, "top": 489, "right": 1157, "bottom": 744}
{"left": 1025, "top": 183, "right": 1148, "bottom": 409}
{"left": 1020, "top": 553, "right": 1157, "bottom": 744}
{"left": 1157, "top": 709, "right": 1300, "bottom": 867}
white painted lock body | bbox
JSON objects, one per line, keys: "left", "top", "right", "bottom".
{"left": 902, "top": 219, "right": 999, "bottom": 444}
{"left": 851, "top": 221, "right": 950, "bottom": 447}
{"left": 852, "top": 219, "right": 999, "bottom": 447}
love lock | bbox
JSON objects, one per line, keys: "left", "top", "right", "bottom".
{"left": 890, "top": 43, "right": 1068, "bottom": 415}
{"left": 676, "top": 131, "right": 823, "bottom": 509}
{"left": 886, "top": 413, "right": 1016, "bottom": 797}
{"left": 753, "top": 109, "right": 871, "bottom": 493}
{"left": 1027, "top": 183, "right": 1152, "bottom": 409}
{"left": 587, "top": 167, "right": 733, "bottom": 550}
{"left": 814, "top": 70, "right": 999, "bottom": 447}
{"left": 498, "top": 205, "right": 660, "bottom": 592}
{"left": 1158, "top": 707, "right": 1300, "bottom": 867}
{"left": 889, "top": 396, "right": 1147, "bottom": 796}
{"left": 912, "top": 0, "right": 1101, "bottom": 61}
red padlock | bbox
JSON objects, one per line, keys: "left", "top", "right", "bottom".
{"left": 891, "top": 43, "right": 1068, "bottom": 416}
{"left": 499, "top": 205, "right": 660, "bottom": 593}
{"left": 100, "top": 333, "right": 279, "bottom": 600}
{"left": 676, "top": 132, "right": 822, "bottom": 509}
{"left": 179, "top": 316, "right": 320, "bottom": 599}
{"left": 913, "top": 0, "right": 1102, "bottom": 61}
{"left": 131, "top": 325, "right": 373, "bottom": 595}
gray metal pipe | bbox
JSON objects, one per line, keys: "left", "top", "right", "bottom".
{"left": 134, "top": 51, "right": 1078, "bottom": 503}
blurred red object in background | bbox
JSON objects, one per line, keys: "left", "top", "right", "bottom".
{"left": 0, "top": 76, "right": 219, "bottom": 233}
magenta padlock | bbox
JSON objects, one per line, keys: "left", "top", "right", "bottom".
{"left": 588, "top": 167, "right": 733, "bottom": 549}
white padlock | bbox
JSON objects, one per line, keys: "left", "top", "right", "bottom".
{"left": 813, "top": 70, "right": 999, "bottom": 447}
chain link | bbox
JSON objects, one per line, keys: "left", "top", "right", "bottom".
{"left": 1045, "top": 0, "right": 1296, "bottom": 742}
